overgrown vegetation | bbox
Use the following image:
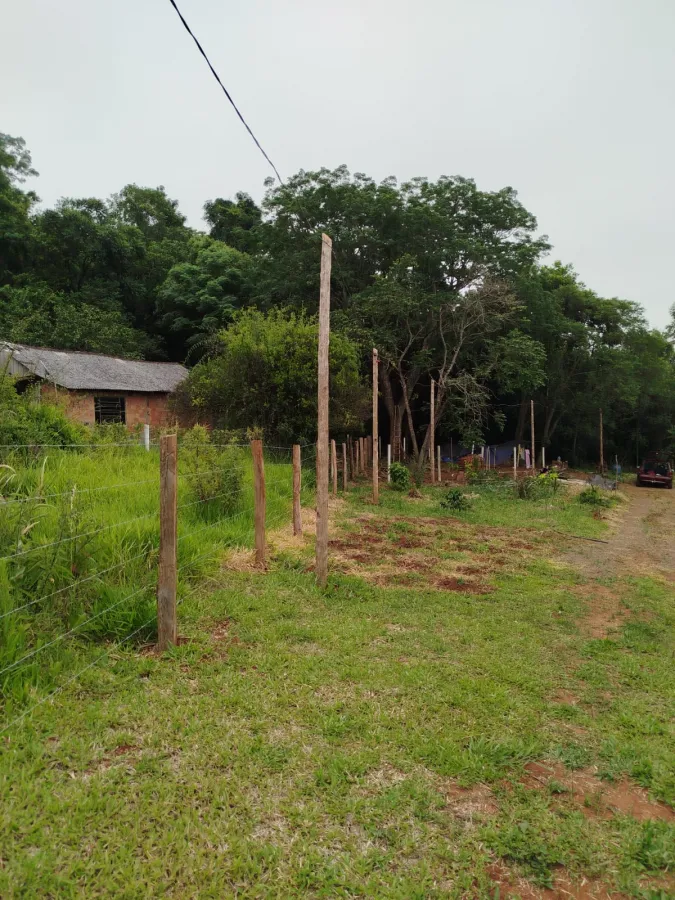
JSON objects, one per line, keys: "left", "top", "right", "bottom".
{"left": 440, "top": 487, "right": 471, "bottom": 510}
{"left": 3, "top": 133, "right": 675, "bottom": 459}
{"left": 0, "top": 400, "right": 295, "bottom": 712}
{"left": 388, "top": 461, "right": 410, "bottom": 492}
{"left": 578, "top": 486, "right": 617, "bottom": 508}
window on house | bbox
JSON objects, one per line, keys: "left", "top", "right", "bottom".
{"left": 94, "top": 396, "right": 126, "bottom": 424}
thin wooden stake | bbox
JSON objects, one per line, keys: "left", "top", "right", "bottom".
{"left": 342, "top": 442, "right": 348, "bottom": 491}
{"left": 158, "top": 433, "right": 177, "bottom": 651}
{"left": 292, "top": 444, "right": 302, "bottom": 535}
{"left": 387, "top": 444, "right": 391, "bottom": 482}
{"left": 315, "top": 233, "right": 332, "bottom": 588}
{"left": 331, "top": 439, "right": 337, "bottom": 497}
{"left": 437, "top": 445, "right": 441, "bottom": 482}
{"left": 599, "top": 408, "right": 604, "bottom": 473}
{"left": 541, "top": 446, "right": 546, "bottom": 469}
{"left": 430, "top": 379, "right": 435, "bottom": 483}
{"left": 372, "top": 348, "right": 379, "bottom": 504}
{"left": 513, "top": 445, "right": 517, "bottom": 480}
{"left": 251, "top": 439, "right": 266, "bottom": 566}
{"left": 530, "top": 399, "right": 536, "bottom": 474}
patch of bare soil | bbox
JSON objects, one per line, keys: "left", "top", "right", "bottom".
{"left": 328, "top": 514, "right": 539, "bottom": 592}
{"left": 487, "top": 861, "right": 627, "bottom": 899}
{"left": 443, "top": 781, "right": 498, "bottom": 821}
{"left": 564, "top": 484, "right": 675, "bottom": 580}
{"left": 520, "top": 761, "right": 674, "bottom": 822}
{"left": 570, "top": 585, "right": 631, "bottom": 639}
{"left": 434, "top": 576, "right": 493, "bottom": 594}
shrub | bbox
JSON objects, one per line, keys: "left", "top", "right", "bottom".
{"left": 578, "top": 486, "right": 614, "bottom": 508}
{"left": 467, "top": 467, "right": 501, "bottom": 485}
{"left": 181, "top": 425, "right": 244, "bottom": 514}
{"left": 389, "top": 462, "right": 410, "bottom": 492}
{"left": 0, "top": 370, "right": 86, "bottom": 451}
{"left": 440, "top": 488, "right": 471, "bottom": 511}
{"left": 514, "top": 471, "right": 559, "bottom": 501}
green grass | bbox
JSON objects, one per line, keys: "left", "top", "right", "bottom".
{"left": 0, "top": 477, "right": 672, "bottom": 897}
{"left": 0, "top": 444, "right": 302, "bottom": 712}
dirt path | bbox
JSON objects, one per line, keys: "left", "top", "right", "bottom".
{"left": 565, "top": 484, "right": 675, "bottom": 580}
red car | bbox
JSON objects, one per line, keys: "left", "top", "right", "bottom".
{"left": 636, "top": 455, "right": 673, "bottom": 488}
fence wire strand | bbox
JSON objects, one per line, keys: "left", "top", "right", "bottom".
{"left": 1, "top": 442, "right": 303, "bottom": 733}
{"left": 0, "top": 612, "right": 157, "bottom": 736}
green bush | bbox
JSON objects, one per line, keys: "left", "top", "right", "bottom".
{"left": 389, "top": 462, "right": 411, "bottom": 492}
{"left": 578, "top": 486, "right": 615, "bottom": 508}
{"left": 514, "top": 471, "right": 559, "bottom": 501}
{"left": 440, "top": 488, "right": 471, "bottom": 510}
{"left": 181, "top": 425, "right": 244, "bottom": 514}
{"left": 467, "top": 467, "right": 502, "bottom": 485}
{"left": 0, "top": 371, "right": 86, "bottom": 451}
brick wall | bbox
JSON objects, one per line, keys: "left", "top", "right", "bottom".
{"left": 40, "top": 386, "right": 178, "bottom": 428}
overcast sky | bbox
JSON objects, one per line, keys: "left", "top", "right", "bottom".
{"left": 3, "top": 0, "right": 674, "bottom": 326}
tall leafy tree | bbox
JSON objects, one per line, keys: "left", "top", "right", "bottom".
{"left": 203, "top": 192, "right": 261, "bottom": 254}
{"left": 155, "top": 236, "right": 255, "bottom": 360}
{"left": 0, "top": 133, "right": 38, "bottom": 281}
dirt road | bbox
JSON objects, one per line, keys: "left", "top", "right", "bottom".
{"left": 565, "top": 483, "right": 675, "bottom": 580}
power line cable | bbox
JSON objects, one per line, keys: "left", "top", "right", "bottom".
{"left": 166, "top": 0, "right": 283, "bottom": 183}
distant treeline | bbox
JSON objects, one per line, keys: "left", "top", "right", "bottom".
{"left": 2, "top": 134, "right": 674, "bottom": 463}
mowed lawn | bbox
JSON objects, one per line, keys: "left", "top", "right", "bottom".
{"left": 1, "top": 482, "right": 673, "bottom": 898}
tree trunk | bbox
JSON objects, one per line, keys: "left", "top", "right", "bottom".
{"left": 515, "top": 396, "right": 528, "bottom": 443}
{"left": 380, "top": 368, "right": 404, "bottom": 461}
{"left": 399, "top": 370, "right": 420, "bottom": 461}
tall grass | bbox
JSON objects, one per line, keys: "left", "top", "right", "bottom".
{"left": 0, "top": 442, "right": 298, "bottom": 715}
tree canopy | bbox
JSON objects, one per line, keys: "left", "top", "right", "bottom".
{"left": 1, "top": 133, "right": 673, "bottom": 460}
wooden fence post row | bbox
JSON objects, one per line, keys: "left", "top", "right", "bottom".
{"left": 251, "top": 439, "right": 266, "bottom": 566}
{"left": 315, "top": 233, "right": 332, "bottom": 588}
{"left": 293, "top": 444, "right": 302, "bottom": 536}
{"left": 158, "top": 433, "right": 178, "bottom": 651}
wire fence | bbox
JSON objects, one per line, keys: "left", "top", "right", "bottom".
{"left": 0, "top": 438, "right": 317, "bottom": 735}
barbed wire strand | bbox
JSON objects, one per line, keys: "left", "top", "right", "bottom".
{"left": 0, "top": 584, "right": 151, "bottom": 679}
{"left": 0, "top": 477, "right": 160, "bottom": 506}
{"left": 0, "top": 612, "right": 157, "bottom": 736}
{"left": 0, "top": 510, "right": 160, "bottom": 565}
{"left": 0, "top": 548, "right": 153, "bottom": 622}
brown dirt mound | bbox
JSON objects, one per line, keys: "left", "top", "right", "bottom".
{"left": 488, "top": 861, "right": 626, "bottom": 899}
{"left": 521, "top": 761, "right": 674, "bottom": 822}
{"left": 572, "top": 585, "right": 630, "bottom": 639}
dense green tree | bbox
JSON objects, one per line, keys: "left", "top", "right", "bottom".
{"left": 203, "top": 192, "right": 261, "bottom": 254}
{"left": 175, "top": 308, "right": 368, "bottom": 442}
{"left": 155, "top": 236, "right": 255, "bottom": 359}
{"left": 0, "top": 281, "right": 154, "bottom": 358}
{"left": 0, "top": 133, "right": 38, "bottom": 282}
{"left": 110, "top": 184, "right": 188, "bottom": 242}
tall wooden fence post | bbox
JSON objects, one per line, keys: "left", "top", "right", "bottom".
{"left": 530, "top": 399, "right": 536, "bottom": 474}
{"left": 292, "top": 444, "right": 302, "bottom": 536}
{"left": 331, "top": 439, "right": 338, "bottom": 497}
{"left": 143, "top": 423, "right": 150, "bottom": 452}
{"left": 251, "top": 439, "right": 266, "bottom": 565}
{"left": 430, "top": 378, "right": 435, "bottom": 483}
{"left": 342, "top": 442, "right": 348, "bottom": 491}
{"left": 437, "top": 445, "right": 441, "bottom": 483}
{"left": 387, "top": 444, "right": 391, "bottom": 482}
{"left": 372, "top": 348, "right": 379, "bottom": 504}
{"left": 316, "top": 233, "right": 332, "bottom": 588}
{"left": 158, "top": 433, "right": 177, "bottom": 651}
